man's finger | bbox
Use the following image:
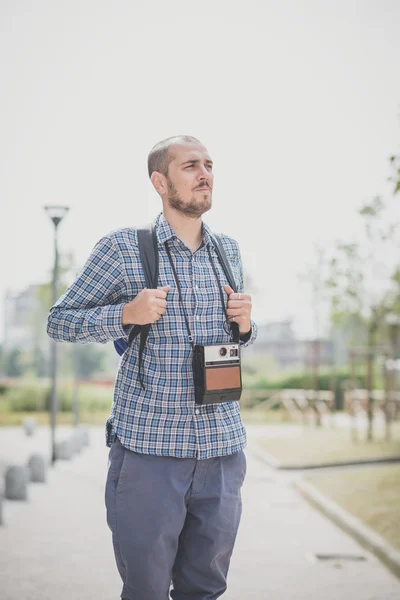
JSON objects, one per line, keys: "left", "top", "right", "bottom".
{"left": 226, "top": 309, "right": 243, "bottom": 317}
{"left": 156, "top": 299, "right": 167, "bottom": 309}
{"left": 224, "top": 284, "right": 234, "bottom": 296}
{"left": 227, "top": 299, "right": 250, "bottom": 308}
{"left": 154, "top": 285, "right": 171, "bottom": 299}
{"left": 224, "top": 285, "right": 251, "bottom": 302}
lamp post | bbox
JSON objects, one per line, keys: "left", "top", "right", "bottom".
{"left": 383, "top": 314, "right": 400, "bottom": 441}
{"left": 387, "top": 314, "right": 400, "bottom": 359}
{"left": 44, "top": 205, "right": 69, "bottom": 465}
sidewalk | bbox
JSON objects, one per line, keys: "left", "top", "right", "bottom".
{"left": 1, "top": 426, "right": 400, "bottom": 599}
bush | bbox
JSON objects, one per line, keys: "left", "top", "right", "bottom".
{"left": 0, "top": 382, "right": 11, "bottom": 395}
{"left": 3, "top": 381, "right": 112, "bottom": 414}
{"left": 79, "top": 388, "right": 111, "bottom": 411}
{"left": 245, "top": 369, "right": 353, "bottom": 410}
{"left": 43, "top": 387, "right": 73, "bottom": 412}
{"left": 5, "top": 384, "right": 75, "bottom": 413}
{"left": 5, "top": 384, "right": 47, "bottom": 412}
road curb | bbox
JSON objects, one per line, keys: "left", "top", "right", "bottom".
{"left": 247, "top": 440, "right": 400, "bottom": 470}
{"left": 246, "top": 440, "right": 281, "bottom": 468}
{"left": 293, "top": 476, "right": 400, "bottom": 581}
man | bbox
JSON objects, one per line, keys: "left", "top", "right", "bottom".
{"left": 47, "top": 135, "right": 257, "bottom": 600}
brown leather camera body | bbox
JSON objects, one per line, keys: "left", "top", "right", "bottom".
{"left": 192, "top": 343, "right": 242, "bottom": 405}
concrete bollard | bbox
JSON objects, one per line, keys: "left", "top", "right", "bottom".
{"left": 55, "top": 439, "right": 74, "bottom": 460}
{"left": 22, "top": 417, "right": 36, "bottom": 437}
{"left": 5, "top": 465, "right": 29, "bottom": 500}
{"left": 79, "top": 427, "right": 90, "bottom": 447}
{"left": 70, "top": 432, "right": 83, "bottom": 454}
{"left": 27, "top": 454, "right": 46, "bottom": 483}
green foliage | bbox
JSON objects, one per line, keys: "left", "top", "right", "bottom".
{"left": 2, "top": 347, "right": 48, "bottom": 378}
{"left": 76, "top": 386, "right": 112, "bottom": 411}
{"left": 389, "top": 154, "right": 400, "bottom": 194}
{"left": 5, "top": 384, "right": 47, "bottom": 412}
{"left": 4, "top": 349, "right": 24, "bottom": 377}
{"left": 359, "top": 195, "right": 385, "bottom": 218}
{"left": 3, "top": 381, "right": 112, "bottom": 413}
{"left": 245, "top": 368, "right": 352, "bottom": 410}
{"left": 72, "top": 344, "right": 106, "bottom": 379}
{"left": 326, "top": 189, "right": 399, "bottom": 350}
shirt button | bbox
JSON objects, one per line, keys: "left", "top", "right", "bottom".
{"left": 195, "top": 409, "right": 200, "bottom": 415}
{"left": 196, "top": 316, "right": 200, "bottom": 321}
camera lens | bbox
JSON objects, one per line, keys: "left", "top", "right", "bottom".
{"left": 219, "top": 347, "right": 227, "bottom": 357}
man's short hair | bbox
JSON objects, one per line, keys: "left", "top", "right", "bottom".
{"left": 147, "top": 135, "right": 202, "bottom": 178}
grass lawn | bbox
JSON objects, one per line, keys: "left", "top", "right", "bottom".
{"left": 240, "top": 408, "right": 293, "bottom": 424}
{"left": 256, "top": 422, "right": 400, "bottom": 466}
{"left": 308, "top": 465, "right": 400, "bottom": 550}
{"left": 0, "top": 407, "right": 290, "bottom": 427}
{"left": 0, "top": 410, "right": 110, "bottom": 427}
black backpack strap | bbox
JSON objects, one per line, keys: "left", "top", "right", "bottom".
{"left": 211, "top": 234, "right": 238, "bottom": 292}
{"left": 211, "top": 234, "right": 240, "bottom": 342}
{"left": 127, "top": 223, "right": 159, "bottom": 389}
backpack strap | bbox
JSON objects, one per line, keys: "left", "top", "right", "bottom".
{"left": 133, "top": 224, "right": 159, "bottom": 389}
{"left": 113, "top": 224, "right": 159, "bottom": 389}
{"left": 210, "top": 234, "right": 240, "bottom": 343}
{"left": 114, "top": 227, "right": 241, "bottom": 377}
{"left": 211, "top": 234, "right": 238, "bottom": 292}
{"left": 128, "top": 223, "right": 159, "bottom": 348}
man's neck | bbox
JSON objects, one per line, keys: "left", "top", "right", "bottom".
{"left": 163, "top": 207, "right": 203, "bottom": 252}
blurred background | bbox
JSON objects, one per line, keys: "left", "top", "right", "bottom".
{"left": 1, "top": 0, "right": 400, "bottom": 595}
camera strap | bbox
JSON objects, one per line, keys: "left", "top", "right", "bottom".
{"left": 164, "top": 240, "right": 238, "bottom": 346}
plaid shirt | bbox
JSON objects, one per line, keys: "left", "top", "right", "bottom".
{"left": 47, "top": 213, "right": 257, "bottom": 459}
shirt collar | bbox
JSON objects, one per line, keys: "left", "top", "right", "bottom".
{"left": 154, "top": 212, "right": 215, "bottom": 248}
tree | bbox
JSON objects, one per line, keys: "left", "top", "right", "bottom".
{"left": 4, "top": 348, "right": 24, "bottom": 377}
{"left": 326, "top": 195, "right": 398, "bottom": 441}
{"left": 73, "top": 344, "right": 106, "bottom": 379}
{"left": 298, "top": 244, "right": 331, "bottom": 425}
{"left": 31, "top": 259, "right": 71, "bottom": 377}
{"left": 389, "top": 153, "right": 400, "bottom": 195}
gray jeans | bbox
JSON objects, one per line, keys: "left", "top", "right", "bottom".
{"left": 105, "top": 436, "right": 246, "bottom": 600}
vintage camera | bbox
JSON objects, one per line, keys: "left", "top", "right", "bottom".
{"left": 192, "top": 343, "right": 242, "bottom": 405}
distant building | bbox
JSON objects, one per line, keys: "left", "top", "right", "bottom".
{"left": 3, "top": 285, "right": 45, "bottom": 353}
{"left": 252, "top": 320, "right": 333, "bottom": 368}
{"left": 2, "top": 284, "right": 119, "bottom": 378}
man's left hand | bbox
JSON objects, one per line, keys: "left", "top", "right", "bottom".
{"left": 224, "top": 285, "right": 252, "bottom": 335}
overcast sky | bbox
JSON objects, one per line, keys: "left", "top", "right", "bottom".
{"left": 1, "top": 0, "right": 400, "bottom": 341}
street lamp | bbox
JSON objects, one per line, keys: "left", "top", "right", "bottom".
{"left": 387, "top": 313, "right": 400, "bottom": 359}
{"left": 44, "top": 205, "right": 69, "bottom": 465}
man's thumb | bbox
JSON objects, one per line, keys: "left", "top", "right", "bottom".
{"left": 224, "top": 284, "right": 234, "bottom": 296}
{"left": 159, "top": 285, "right": 171, "bottom": 292}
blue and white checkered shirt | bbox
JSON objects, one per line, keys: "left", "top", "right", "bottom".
{"left": 47, "top": 213, "right": 257, "bottom": 459}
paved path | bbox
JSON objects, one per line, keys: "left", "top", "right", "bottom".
{"left": 1, "top": 426, "right": 400, "bottom": 599}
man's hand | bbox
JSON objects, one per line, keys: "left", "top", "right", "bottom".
{"left": 224, "top": 285, "right": 252, "bottom": 335}
{"left": 122, "top": 286, "right": 171, "bottom": 325}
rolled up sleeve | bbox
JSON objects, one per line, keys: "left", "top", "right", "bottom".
{"left": 47, "top": 235, "right": 130, "bottom": 344}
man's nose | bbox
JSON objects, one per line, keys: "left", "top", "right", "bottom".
{"left": 197, "top": 165, "right": 211, "bottom": 181}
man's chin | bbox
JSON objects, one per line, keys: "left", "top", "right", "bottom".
{"left": 192, "top": 200, "right": 212, "bottom": 218}
{"left": 168, "top": 197, "right": 212, "bottom": 218}
{"left": 184, "top": 206, "right": 211, "bottom": 219}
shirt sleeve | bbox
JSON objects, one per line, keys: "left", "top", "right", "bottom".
{"left": 232, "top": 241, "right": 258, "bottom": 349}
{"left": 47, "top": 234, "right": 131, "bottom": 344}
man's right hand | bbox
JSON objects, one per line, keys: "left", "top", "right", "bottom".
{"left": 122, "top": 286, "right": 171, "bottom": 325}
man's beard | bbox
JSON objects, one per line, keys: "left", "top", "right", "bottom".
{"left": 166, "top": 178, "right": 212, "bottom": 218}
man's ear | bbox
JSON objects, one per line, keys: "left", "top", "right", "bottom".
{"left": 151, "top": 171, "right": 167, "bottom": 196}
